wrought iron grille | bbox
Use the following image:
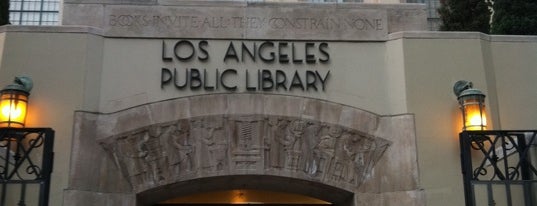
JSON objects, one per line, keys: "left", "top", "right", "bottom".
{"left": 460, "top": 130, "right": 537, "bottom": 206}
{"left": 0, "top": 128, "right": 54, "bottom": 206}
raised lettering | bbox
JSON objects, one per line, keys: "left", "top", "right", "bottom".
{"left": 259, "top": 41, "right": 275, "bottom": 63}
{"left": 224, "top": 42, "right": 239, "bottom": 62}
{"left": 161, "top": 68, "right": 172, "bottom": 89}
{"left": 221, "top": 69, "right": 238, "bottom": 91}
{"left": 174, "top": 40, "right": 195, "bottom": 61}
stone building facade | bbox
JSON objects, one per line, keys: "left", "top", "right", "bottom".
{"left": 0, "top": 1, "right": 536, "bottom": 206}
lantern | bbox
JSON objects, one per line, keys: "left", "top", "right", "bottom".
{"left": 0, "top": 77, "right": 33, "bottom": 128}
{"left": 454, "top": 80, "right": 487, "bottom": 131}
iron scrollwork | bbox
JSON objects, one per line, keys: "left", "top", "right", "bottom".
{"left": 460, "top": 130, "right": 537, "bottom": 206}
{"left": 0, "top": 128, "right": 54, "bottom": 206}
{"left": 465, "top": 132, "right": 536, "bottom": 181}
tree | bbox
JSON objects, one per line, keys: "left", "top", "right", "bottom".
{"left": 0, "top": 0, "right": 8, "bottom": 25}
{"left": 438, "top": 0, "right": 492, "bottom": 33}
{"left": 491, "top": 0, "right": 537, "bottom": 35}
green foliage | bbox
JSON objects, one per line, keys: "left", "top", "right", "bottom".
{"left": 438, "top": 0, "right": 492, "bottom": 33}
{"left": 491, "top": 0, "right": 537, "bottom": 35}
{"left": 0, "top": 0, "right": 8, "bottom": 25}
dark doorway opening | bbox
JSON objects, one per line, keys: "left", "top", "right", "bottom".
{"left": 154, "top": 189, "right": 331, "bottom": 205}
{"left": 138, "top": 175, "right": 352, "bottom": 206}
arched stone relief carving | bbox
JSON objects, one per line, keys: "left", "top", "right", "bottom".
{"left": 100, "top": 114, "right": 391, "bottom": 193}
{"left": 68, "top": 94, "right": 423, "bottom": 206}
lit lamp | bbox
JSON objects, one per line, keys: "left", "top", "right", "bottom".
{"left": 453, "top": 80, "right": 487, "bottom": 131}
{"left": 0, "top": 77, "right": 33, "bottom": 128}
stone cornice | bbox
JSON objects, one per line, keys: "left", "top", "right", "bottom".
{"left": 0, "top": 25, "right": 104, "bottom": 36}
{"left": 2, "top": 25, "right": 535, "bottom": 43}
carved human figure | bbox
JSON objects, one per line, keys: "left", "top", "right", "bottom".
{"left": 330, "top": 131, "right": 355, "bottom": 182}
{"left": 301, "top": 121, "right": 321, "bottom": 174}
{"left": 199, "top": 118, "right": 226, "bottom": 171}
{"left": 310, "top": 125, "right": 342, "bottom": 178}
{"left": 263, "top": 118, "right": 271, "bottom": 168}
{"left": 343, "top": 133, "right": 374, "bottom": 185}
{"left": 132, "top": 126, "right": 168, "bottom": 184}
{"left": 280, "top": 120, "right": 305, "bottom": 170}
{"left": 114, "top": 135, "right": 147, "bottom": 187}
{"left": 170, "top": 121, "right": 194, "bottom": 173}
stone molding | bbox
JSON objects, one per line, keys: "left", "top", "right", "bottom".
{"left": 0, "top": 25, "right": 104, "bottom": 35}
{"left": 388, "top": 31, "right": 537, "bottom": 42}
{"left": 2, "top": 25, "right": 533, "bottom": 43}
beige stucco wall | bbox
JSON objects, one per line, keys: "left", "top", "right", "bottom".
{"left": 397, "top": 32, "right": 537, "bottom": 206}
{"left": 401, "top": 33, "right": 492, "bottom": 206}
{"left": 0, "top": 26, "right": 104, "bottom": 205}
{"left": 490, "top": 38, "right": 537, "bottom": 129}
{"left": 0, "top": 26, "right": 536, "bottom": 206}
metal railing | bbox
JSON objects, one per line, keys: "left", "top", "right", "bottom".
{"left": 460, "top": 130, "right": 537, "bottom": 206}
{"left": 0, "top": 128, "right": 54, "bottom": 206}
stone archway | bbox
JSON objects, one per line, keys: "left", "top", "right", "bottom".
{"left": 64, "top": 94, "right": 424, "bottom": 206}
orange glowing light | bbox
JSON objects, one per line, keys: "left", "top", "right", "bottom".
{"left": 0, "top": 90, "right": 28, "bottom": 128}
{"left": 463, "top": 103, "right": 487, "bottom": 131}
{"left": 459, "top": 91, "right": 487, "bottom": 131}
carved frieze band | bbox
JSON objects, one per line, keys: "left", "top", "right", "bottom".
{"left": 99, "top": 115, "right": 390, "bottom": 192}
{"left": 102, "top": 5, "right": 388, "bottom": 40}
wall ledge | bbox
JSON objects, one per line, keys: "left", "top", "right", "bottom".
{"left": 2, "top": 26, "right": 535, "bottom": 43}
{"left": 389, "top": 31, "right": 537, "bottom": 42}
{"left": 0, "top": 25, "right": 104, "bottom": 36}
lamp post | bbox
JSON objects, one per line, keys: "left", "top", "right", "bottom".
{"left": 453, "top": 80, "right": 487, "bottom": 131}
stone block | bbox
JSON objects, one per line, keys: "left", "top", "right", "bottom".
{"left": 69, "top": 112, "right": 98, "bottom": 190}
{"left": 158, "top": 0, "right": 247, "bottom": 7}
{"left": 353, "top": 192, "right": 383, "bottom": 206}
{"left": 96, "top": 105, "right": 153, "bottom": 140}
{"left": 227, "top": 94, "right": 265, "bottom": 115}
{"left": 354, "top": 190, "right": 425, "bottom": 206}
{"left": 189, "top": 94, "right": 228, "bottom": 117}
{"left": 148, "top": 97, "right": 190, "bottom": 124}
{"left": 69, "top": 112, "right": 132, "bottom": 193}
{"left": 387, "top": 7, "right": 428, "bottom": 33}
{"left": 62, "top": 3, "right": 105, "bottom": 28}
{"left": 64, "top": 0, "right": 157, "bottom": 4}
{"left": 63, "top": 190, "right": 136, "bottom": 206}
{"left": 338, "top": 106, "right": 379, "bottom": 135}
{"left": 359, "top": 114, "right": 419, "bottom": 193}
{"left": 381, "top": 190, "right": 426, "bottom": 206}
{"left": 301, "top": 98, "right": 342, "bottom": 125}
{"left": 263, "top": 95, "right": 304, "bottom": 117}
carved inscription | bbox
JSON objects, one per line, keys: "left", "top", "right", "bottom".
{"left": 109, "top": 15, "right": 384, "bottom": 31}
{"left": 101, "top": 115, "right": 390, "bottom": 192}
{"left": 103, "top": 6, "right": 388, "bottom": 40}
